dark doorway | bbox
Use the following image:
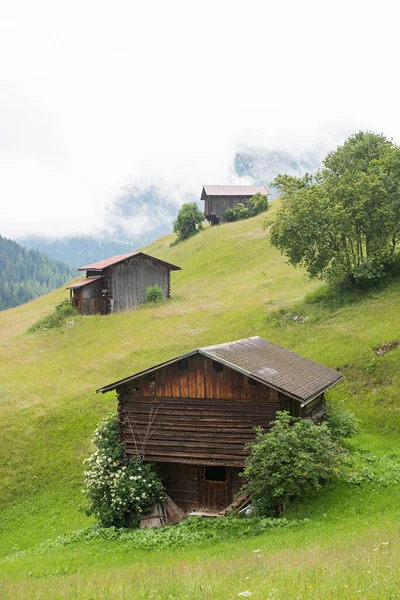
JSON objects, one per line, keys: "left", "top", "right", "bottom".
{"left": 199, "top": 465, "right": 231, "bottom": 509}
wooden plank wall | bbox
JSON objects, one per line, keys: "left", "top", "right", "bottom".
{"left": 207, "top": 195, "right": 252, "bottom": 223}
{"left": 302, "top": 394, "right": 325, "bottom": 420}
{"left": 157, "top": 463, "right": 199, "bottom": 510}
{"left": 153, "top": 354, "right": 280, "bottom": 401}
{"left": 156, "top": 464, "right": 245, "bottom": 510}
{"left": 111, "top": 256, "right": 170, "bottom": 312}
{"left": 118, "top": 354, "right": 282, "bottom": 467}
{"left": 80, "top": 279, "right": 104, "bottom": 315}
{"left": 120, "top": 396, "right": 278, "bottom": 466}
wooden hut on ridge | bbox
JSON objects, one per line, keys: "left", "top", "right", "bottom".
{"left": 66, "top": 251, "right": 181, "bottom": 315}
{"left": 97, "top": 336, "right": 343, "bottom": 512}
{"left": 201, "top": 185, "right": 271, "bottom": 225}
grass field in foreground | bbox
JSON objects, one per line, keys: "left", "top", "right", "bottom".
{"left": 0, "top": 209, "right": 399, "bottom": 598}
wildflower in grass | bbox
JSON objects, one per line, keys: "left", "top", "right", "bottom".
{"left": 238, "top": 592, "right": 252, "bottom": 597}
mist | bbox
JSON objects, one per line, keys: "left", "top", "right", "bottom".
{"left": 1, "top": 0, "right": 400, "bottom": 240}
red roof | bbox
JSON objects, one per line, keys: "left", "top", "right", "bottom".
{"left": 201, "top": 185, "right": 270, "bottom": 199}
{"left": 65, "top": 276, "right": 102, "bottom": 290}
{"left": 78, "top": 251, "right": 181, "bottom": 272}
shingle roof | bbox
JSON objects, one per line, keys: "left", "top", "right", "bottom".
{"left": 97, "top": 336, "right": 343, "bottom": 403}
{"left": 65, "top": 276, "right": 102, "bottom": 289}
{"left": 78, "top": 251, "right": 182, "bottom": 272}
{"left": 201, "top": 185, "right": 270, "bottom": 199}
{"left": 201, "top": 337, "right": 342, "bottom": 402}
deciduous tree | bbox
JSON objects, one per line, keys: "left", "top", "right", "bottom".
{"left": 173, "top": 202, "right": 205, "bottom": 243}
{"left": 270, "top": 132, "right": 400, "bottom": 285}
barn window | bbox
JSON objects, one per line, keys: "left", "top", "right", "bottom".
{"left": 178, "top": 359, "right": 188, "bottom": 371}
{"left": 205, "top": 465, "right": 227, "bottom": 481}
{"left": 213, "top": 361, "right": 223, "bottom": 373}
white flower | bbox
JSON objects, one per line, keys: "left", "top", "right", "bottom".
{"left": 238, "top": 591, "right": 252, "bottom": 597}
{"left": 253, "top": 549, "right": 261, "bottom": 553}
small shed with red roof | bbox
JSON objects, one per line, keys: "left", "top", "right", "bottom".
{"left": 66, "top": 252, "right": 181, "bottom": 315}
{"left": 201, "top": 185, "right": 271, "bottom": 225}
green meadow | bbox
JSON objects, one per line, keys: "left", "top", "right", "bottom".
{"left": 0, "top": 207, "right": 399, "bottom": 599}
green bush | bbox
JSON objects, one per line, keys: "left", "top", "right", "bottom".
{"left": 28, "top": 298, "right": 78, "bottom": 332}
{"left": 242, "top": 411, "right": 345, "bottom": 516}
{"left": 82, "top": 413, "right": 165, "bottom": 528}
{"left": 325, "top": 403, "right": 360, "bottom": 442}
{"left": 145, "top": 285, "right": 164, "bottom": 303}
{"left": 248, "top": 192, "right": 269, "bottom": 215}
{"left": 225, "top": 203, "right": 251, "bottom": 222}
{"left": 225, "top": 193, "right": 269, "bottom": 222}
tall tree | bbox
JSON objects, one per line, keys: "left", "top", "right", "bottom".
{"left": 270, "top": 132, "right": 400, "bottom": 285}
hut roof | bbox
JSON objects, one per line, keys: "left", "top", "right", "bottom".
{"left": 65, "top": 276, "right": 102, "bottom": 289}
{"left": 78, "top": 251, "right": 182, "bottom": 272}
{"left": 201, "top": 185, "right": 270, "bottom": 200}
{"left": 97, "top": 336, "right": 343, "bottom": 404}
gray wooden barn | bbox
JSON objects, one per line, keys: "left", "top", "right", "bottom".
{"left": 66, "top": 251, "right": 181, "bottom": 315}
{"left": 97, "top": 336, "right": 343, "bottom": 512}
{"left": 201, "top": 185, "right": 271, "bottom": 225}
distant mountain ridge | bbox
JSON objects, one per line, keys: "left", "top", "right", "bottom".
{"left": 19, "top": 149, "right": 321, "bottom": 266}
{"left": 234, "top": 149, "right": 321, "bottom": 198}
{"left": 20, "top": 236, "right": 144, "bottom": 271}
{"left": 0, "top": 235, "right": 75, "bottom": 311}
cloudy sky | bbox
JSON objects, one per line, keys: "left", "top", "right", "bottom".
{"left": 1, "top": 0, "right": 399, "bottom": 239}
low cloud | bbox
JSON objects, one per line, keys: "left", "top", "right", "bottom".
{"left": 1, "top": 1, "right": 400, "bottom": 240}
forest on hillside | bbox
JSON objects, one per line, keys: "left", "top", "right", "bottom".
{"left": 0, "top": 235, "right": 75, "bottom": 311}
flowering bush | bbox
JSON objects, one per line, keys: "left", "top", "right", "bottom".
{"left": 82, "top": 413, "right": 164, "bottom": 528}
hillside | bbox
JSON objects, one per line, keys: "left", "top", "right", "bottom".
{"left": 0, "top": 210, "right": 399, "bottom": 598}
{"left": 0, "top": 235, "right": 75, "bottom": 310}
{"left": 19, "top": 149, "right": 320, "bottom": 266}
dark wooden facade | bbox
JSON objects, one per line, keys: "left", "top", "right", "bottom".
{"left": 204, "top": 195, "right": 253, "bottom": 225}
{"left": 116, "top": 353, "right": 325, "bottom": 511}
{"left": 201, "top": 185, "right": 270, "bottom": 225}
{"left": 67, "top": 252, "right": 181, "bottom": 316}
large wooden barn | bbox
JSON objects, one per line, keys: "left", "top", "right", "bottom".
{"left": 66, "top": 252, "right": 181, "bottom": 315}
{"left": 201, "top": 185, "right": 271, "bottom": 225}
{"left": 97, "top": 336, "right": 343, "bottom": 512}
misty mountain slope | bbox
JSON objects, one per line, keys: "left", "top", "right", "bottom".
{"left": 20, "top": 184, "right": 185, "bottom": 268}
{"left": 234, "top": 149, "right": 321, "bottom": 197}
{"left": 0, "top": 235, "right": 75, "bottom": 311}
{"left": 20, "top": 236, "right": 139, "bottom": 270}
{"left": 19, "top": 148, "right": 321, "bottom": 265}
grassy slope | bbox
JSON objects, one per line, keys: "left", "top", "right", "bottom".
{"left": 0, "top": 209, "right": 399, "bottom": 598}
